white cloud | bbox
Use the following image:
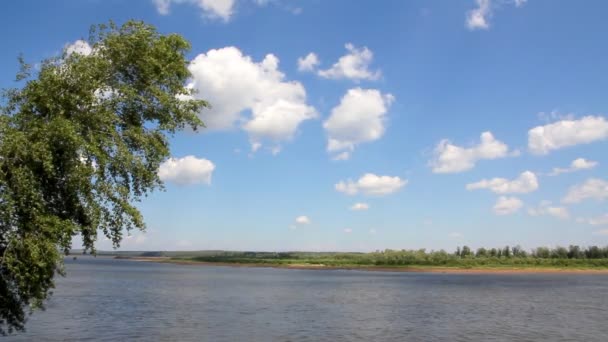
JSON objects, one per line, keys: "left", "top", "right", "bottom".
{"left": 528, "top": 201, "right": 570, "bottom": 220}
{"left": 466, "top": 0, "right": 491, "bottom": 30}
{"left": 582, "top": 214, "right": 608, "bottom": 226}
{"left": 295, "top": 215, "right": 311, "bottom": 225}
{"left": 153, "top": 0, "right": 235, "bottom": 21}
{"left": 323, "top": 88, "right": 394, "bottom": 159}
{"left": 493, "top": 196, "right": 523, "bottom": 215}
{"left": 297, "top": 52, "right": 319, "bottom": 72}
{"left": 343, "top": 228, "right": 353, "bottom": 233}
{"left": 466, "top": 171, "right": 538, "bottom": 194}
{"left": 154, "top": 0, "right": 172, "bottom": 14}
{"left": 158, "top": 156, "right": 215, "bottom": 185}
{"left": 537, "top": 110, "right": 575, "bottom": 123}
{"left": 332, "top": 151, "right": 351, "bottom": 161}
{"left": 253, "top": 0, "right": 302, "bottom": 14}
{"left": 369, "top": 228, "right": 377, "bottom": 234}
{"left": 593, "top": 229, "right": 608, "bottom": 236}
{"left": 466, "top": 0, "right": 527, "bottom": 31}
{"left": 528, "top": 116, "right": 608, "bottom": 154}
{"left": 430, "top": 132, "right": 517, "bottom": 173}
{"left": 318, "top": 43, "right": 381, "bottom": 81}
{"left": 543, "top": 207, "right": 570, "bottom": 220}
{"left": 335, "top": 173, "right": 407, "bottom": 196}
{"left": 549, "top": 158, "right": 598, "bottom": 176}
{"left": 187, "top": 47, "right": 317, "bottom": 152}
{"left": 514, "top": 0, "right": 528, "bottom": 7}
{"left": 448, "top": 232, "right": 463, "bottom": 238}
{"left": 350, "top": 203, "right": 370, "bottom": 211}
{"left": 562, "top": 178, "right": 608, "bottom": 204}
{"left": 572, "top": 158, "right": 597, "bottom": 170}
{"left": 65, "top": 40, "right": 92, "bottom": 56}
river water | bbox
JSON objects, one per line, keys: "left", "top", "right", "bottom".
{"left": 6, "top": 256, "right": 608, "bottom": 341}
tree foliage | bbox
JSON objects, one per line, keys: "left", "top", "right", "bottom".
{"left": 167, "top": 245, "right": 608, "bottom": 268}
{"left": 0, "top": 21, "right": 207, "bottom": 334}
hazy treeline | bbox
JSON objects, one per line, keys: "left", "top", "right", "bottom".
{"left": 132, "top": 245, "right": 608, "bottom": 268}
{"left": 359, "top": 245, "right": 608, "bottom": 267}
{"left": 454, "top": 245, "right": 608, "bottom": 259}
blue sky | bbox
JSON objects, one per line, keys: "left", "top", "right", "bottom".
{"left": 2, "top": 0, "right": 608, "bottom": 252}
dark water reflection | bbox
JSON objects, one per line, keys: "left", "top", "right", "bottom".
{"left": 7, "top": 256, "right": 608, "bottom": 341}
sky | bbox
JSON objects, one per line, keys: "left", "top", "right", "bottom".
{"left": 1, "top": 0, "right": 608, "bottom": 252}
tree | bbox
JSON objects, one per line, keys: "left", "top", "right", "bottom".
{"left": 586, "top": 246, "right": 602, "bottom": 259}
{"left": 461, "top": 245, "right": 472, "bottom": 257}
{"left": 502, "top": 245, "right": 511, "bottom": 258}
{"left": 0, "top": 21, "right": 207, "bottom": 334}
{"left": 534, "top": 247, "right": 550, "bottom": 258}
{"left": 512, "top": 245, "right": 526, "bottom": 258}
{"left": 552, "top": 246, "right": 568, "bottom": 259}
{"left": 476, "top": 247, "right": 487, "bottom": 257}
{"left": 567, "top": 245, "right": 582, "bottom": 259}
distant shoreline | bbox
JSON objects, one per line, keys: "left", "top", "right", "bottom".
{"left": 118, "top": 257, "right": 608, "bottom": 274}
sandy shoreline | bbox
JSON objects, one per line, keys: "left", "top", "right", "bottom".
{"left": 120, "top": 257, "right": 608, "bottom": 275}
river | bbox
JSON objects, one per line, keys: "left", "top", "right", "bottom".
{"left": 7, "top": 256, "right": 608, "bottom": 341}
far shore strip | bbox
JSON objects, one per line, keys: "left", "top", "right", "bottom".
{"left": 121, "top": 256, "right": 608, "bottom": 274}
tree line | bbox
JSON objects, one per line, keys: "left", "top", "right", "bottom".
{"left": 454, "top": 245, "right": 608, "bottom": 259}
{"left": 167, "top": 246, "right": 608, "bottom": 268}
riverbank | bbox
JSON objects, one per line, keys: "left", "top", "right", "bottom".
{"left": 121, "top": 256, "right": 608, "bottom": 274}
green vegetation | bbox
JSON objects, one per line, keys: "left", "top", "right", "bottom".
{"left": 115, "top": 245, "right": 608, "bottom": 269}
{"left": 0, "top": 21, "right": 206, "bottom": 334}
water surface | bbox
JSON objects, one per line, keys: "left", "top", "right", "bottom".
{"left": 8, "top": 256, "right": 608, "bottom": 341}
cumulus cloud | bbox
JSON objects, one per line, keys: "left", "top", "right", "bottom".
{"left": 350, "top": 202, "right": 370, "bottom": 211}
{"left": 323, "top": 88, "right": 394, "bottom": 160}
{"left": 580, "top": 214, "right": 608, "bottom": 226}
{"left": 295, "top": 215, "right": 311, "bottom": 225}
{"left": 514, "top": 0, "right": 528, "bottom": 7}
{"left": 65, "top": 40, "right": 92, "bottom": 56}
{"left": 186, "top": 47, "right": 317, "bottom": 152}
{"left": 332, "top": 152, "right": 351, "bottom": 161}
{"left": 549, "top": 158, "right": 598, "bottom": 176}
{"left": 562, "top": 178, "right": 608, "bottom": 204}
{"left": 528, "top": 116, "right": 608, "bottom": 154}
{"left": 253, "top": 0, "right": 302, "bottom": 14}
{"left": 466, "top": 0, "right": 491, "bottom": 30}
{"left": 343, "top": 228, "right": 353, "bottom": 233}
{"left": 297, "top": 52, "right": 319, "bottom": 72}
{"left": 158, "top": 156, "right": 215, "bottom": 185}
{"left": 318, "top": 43, "right": 381, "bottom": 81}
{"left": 335, "top": 173, "right": 407, "bottom": 196}
{"left": 430, "top": 132, "right": 517, "bottom": 173}
{"left": 493, "top": 196, "right": 523, "bottom": 215}
{"left": 153, "top": 0, "right": 235, "bottom": 21}
{"left": 466, "top": 171, "right": 538, "bottom": 194}
{"left": 537, "top": 111, "right": 576, "bottom": 123}
{"left": 466, "top": 0, "right": 527, "bottom": 30}
{"left": 541, "top": 207, "right": 569, "bottom": 220}
{"left": 528, "top": 201, "right": 570, "bottom": 220}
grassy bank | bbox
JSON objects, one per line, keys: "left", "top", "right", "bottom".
{"left": 172, "top": 255, "right": 608, "bottom": 269}
{"left": 104, "top": 248, "right": 608, "bottom": 271}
